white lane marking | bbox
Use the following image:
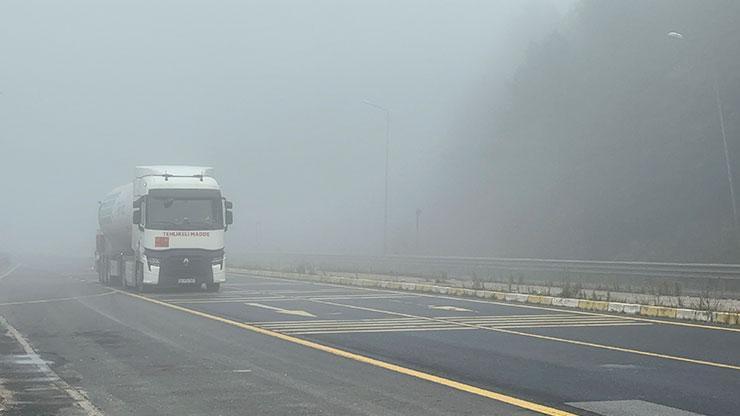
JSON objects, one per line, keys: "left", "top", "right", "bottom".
{"left": 0, "top": 263, "right": 21, "bottom": 281}
{"left": 429, "top": 305, "right": 472, "bottom": 312}
{"left": 166, "top": 296, "right": 289, "bottom": 304}
{"left": 244, "top": 302, "right": 317, "bottom": 318}
{"left": 232, "top": 369, "right": 252, "bottom": 373}
{"left": 293, "top": 327, "right": 473, "bottom": 335}
{"left": 167, "top": 294, "right": 415, "bottom": 304}
{"left": 0, "top": 316, "right": 104, "bottom": 415}
{"left": 256, "top": 313, "right": 650, "bottom": 335}
{"left": 300, "top": 294, "right": 416, "bottom": 300}
{"left": 247, "top": 288, "right": 355, "bottom": 295}
{"left": 223, "top": 281, "right": 295, "bottom": 286}
{"left": 0, "top": 291, "right": 116, "bottom": 307}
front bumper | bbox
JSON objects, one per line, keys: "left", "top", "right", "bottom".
{"left": 144, "top": 249, "right": 225, "bottom": 287}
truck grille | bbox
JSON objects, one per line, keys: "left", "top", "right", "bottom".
{"left": 152, "top": 250, "right": 219, "bottom": 286}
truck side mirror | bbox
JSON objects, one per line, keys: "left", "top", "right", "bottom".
{"left": 225, "top": 200, "right": 233, "bottom": 210}
{"left": 225, "top": 210, "right": 233, "bottom": 226}
{"left": 132, "top": 209, "right": 141, "bottom": 225}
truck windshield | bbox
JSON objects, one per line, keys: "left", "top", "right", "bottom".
{"left": 146, "top": 189, "right": 223, "bottom": 230}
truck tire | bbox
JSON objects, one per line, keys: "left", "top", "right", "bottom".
{"left": 102, "top": 260, "right": 110, "bottom": 286}
{"left": 98, "top": 259, "right": 105, "bottom": 284}
{"left": 206, "top": 283, "right": 220, "bottom": 292}
{"left": 135, "top": 262, "right": 145, "bottom": 293}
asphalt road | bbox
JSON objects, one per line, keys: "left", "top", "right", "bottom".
{"left": 0, "top": 263, "right": 738, "bottom": 416}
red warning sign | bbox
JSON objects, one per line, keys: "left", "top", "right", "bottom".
{"left": 155, "top": 236, "right": 170, "bottom": 248}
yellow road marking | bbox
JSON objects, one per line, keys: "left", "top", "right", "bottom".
{"left": 310, "top": 299, "right": 740, "bottom": 371}
{"left": 234, "top": 272, "right": 740, "bottom": 333}
{"left": 112, "top": 288, "right": 576, "bottom": 416}
{"left": 0, "top": 291, "right": 116, "bottom": 307}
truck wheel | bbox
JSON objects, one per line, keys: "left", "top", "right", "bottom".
{"left": 135, "top": 263, "right": 145, "bottom": 292}
{"left": 98, "top": 261, "right": 105, "bottom": 284}
{"left": 206, "top": 283, "right": 220, "bottom": 292}
{"left": 102, "top": 263, "right": 110, "bottom": 286}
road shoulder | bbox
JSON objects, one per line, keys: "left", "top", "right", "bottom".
{"left": 0, "top": 316, "right": 103, "bottom": 415}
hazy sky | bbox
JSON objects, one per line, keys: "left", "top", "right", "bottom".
{"left": 0, "top": 0, "right": 573, "bottom": 257}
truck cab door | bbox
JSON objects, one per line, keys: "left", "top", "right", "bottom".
{"left": 131, "top": 196, "right": 146, "bottom": 287}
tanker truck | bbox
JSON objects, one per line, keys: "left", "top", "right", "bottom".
{"left": 95, "top": 166, "right": 233, "bottom": 291}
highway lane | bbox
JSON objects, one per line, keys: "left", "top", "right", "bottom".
{"left": 0, "top": 264, "right": 539, "bottom": 416}
{"left": 1, "top": 264, "right": 738, "bottom": 415}
{"left": 154, "top": 272, "right": 740, "bottom": 416}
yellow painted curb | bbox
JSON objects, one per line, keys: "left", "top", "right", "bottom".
{"left": 640, "top": 305, "right": 678, "bottom": 319}
{"left": 527, "top": 295, "right": 554, "bottom": 305}
{"left": 577, "top": 300, "right": 609, "bottom": 311}
{"left": 713, "top": 312, "right": 740, "bottom": 325}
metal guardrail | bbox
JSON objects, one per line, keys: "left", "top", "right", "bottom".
{"left": 238, "top": 252, "right": 740, "bottom": 280}
{"left": 237, "top": 253, "right": 740, "bottom": 295}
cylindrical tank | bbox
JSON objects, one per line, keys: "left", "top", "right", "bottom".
{"left": 98, "top": 183, "right": 133, "bottom": 255}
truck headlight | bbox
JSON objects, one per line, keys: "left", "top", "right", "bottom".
{"left": 147, "top": 256, "right": 160, "bottom": 271}
{"left": 211, "top": 256, "right": 224, "bottom": 270}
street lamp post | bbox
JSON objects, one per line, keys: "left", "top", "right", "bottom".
{"left": 669, "top": 31, "right": 738, "bottom": 229}
{"left": 415, "top": 208, "right": 422, "bottom": 253}
{"left": 363, "top": 100, "right": 391, "bottom": 256}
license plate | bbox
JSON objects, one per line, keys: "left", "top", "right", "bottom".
{"left": 178, "top": 278, "right": 196, "bottom": 284}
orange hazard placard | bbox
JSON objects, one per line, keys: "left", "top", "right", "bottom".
{"left": 155, "top": 236, "right": 170, "bottom": 248}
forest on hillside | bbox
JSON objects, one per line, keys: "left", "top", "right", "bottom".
{"left": 444, "top": 0, "right": 740, "bottom": 262}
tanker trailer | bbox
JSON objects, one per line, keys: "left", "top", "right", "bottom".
{"left": 95, "top": 166, "right": 233, "bottom": 291}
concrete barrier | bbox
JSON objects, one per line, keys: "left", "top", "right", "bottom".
{"left": 505, "top": 293, "right": 529, "bottom": 303}
{"left": 675, "top": 308, "right": 697, "bottom": 321}
{"left": 622, "top": 304, "right": 641, "bottom": 315}
{"left": 527, "top": 295, "right": 554, "bottom": 305}
{"left": 450, "top": 287, "right": 466, "bottom": 296}
{"left": 639, "top": 305, "right": 678, "bottom": 319}
{"left": 551, "top": 297, "right": 579, "bottom": 308}
{"left": 607, "top": 302, "right": 626, "bottom": 313}
{"left": 712, "top": 312, "right": 740, "bottom": 325}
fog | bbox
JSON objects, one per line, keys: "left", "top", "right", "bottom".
{"left": 1, "top": 0, "right": 572, "bottom": 257}
{"left": 7, "top": 1, "right": 737, "bottom": 263}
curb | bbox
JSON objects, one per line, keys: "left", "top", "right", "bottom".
{"left": 230, "top": 268, "right": 740, "bottom": 326}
